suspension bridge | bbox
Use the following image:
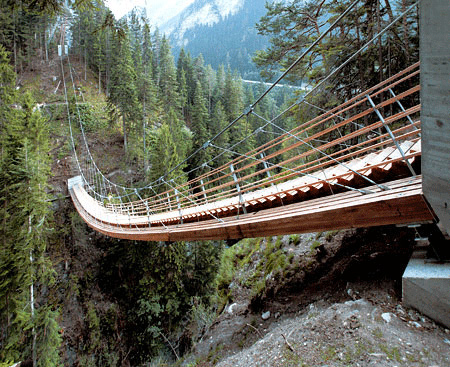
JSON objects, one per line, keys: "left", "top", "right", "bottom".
{"left": 66, "top": 0, "right": 448, "bottom": 243}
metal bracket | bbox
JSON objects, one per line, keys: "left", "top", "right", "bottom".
{"left": 230, "top": 163, "right": 247, "bottom": 215}
{"left": 366, "top": 94, "right": 416, "bottom": 176}
{"left": 244, "top": 105, "right": 253, "bottom": 115}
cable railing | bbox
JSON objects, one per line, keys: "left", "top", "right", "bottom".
{"left": 93, "top": 63, "right": 421, "bottom": 226}
{"left": 63, "top": 0, "right": 424, "bottom": 234}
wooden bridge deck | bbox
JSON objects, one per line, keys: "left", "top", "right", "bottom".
{"left": 69, "top": 138, "right": 434, "bottom": 241}
{"left": 68, "top": 63, "right": 430, "bottom": 241}
{"left": 70, "top": 175, "right": 433, "bottom": 241}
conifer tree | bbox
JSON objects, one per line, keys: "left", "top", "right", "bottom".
{"left": 148, "top": 108, "right": 191, "bottom": 188}
{"left": 213, "top": 64, "right": 226, "bottom": 107}
{"left": 188, "top": 81, "right": 211, "bottom": 179}
{"left": 158, "top": 36, "right": 181, "bottom": 113}
{"left": 177, "top": 48, "right": 195, "bottom": 120}
{"left": 209, "top": 101, "right": 229, "bottom": 171}
{"left": 254, "top": 0, "right": 419, "bottom": 99}
{"left": 0, "top": 47, "right": 61, "bottom": 366}
{"left": 178, "top": 68, "right": 188, "bottom": 119}
{"left": 204, "top": 64, "right": 216, "bottom": 114}
{"left": 108, "top": 25, "right": 141, "bottom": 154}
{"left": 223, "top": 68, "right": 255, "bottom": 156}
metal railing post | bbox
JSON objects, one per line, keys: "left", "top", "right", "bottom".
{"left": 388, "top": 88, "right": 419, "bottom": 132}
{"left": 366, "top": 94, "right": 416, "bottom": 176}
{"left": 260, "top": 152, "right": 274, "bottom": 186}
{"left": 175, "top": 188, "right": 183, "bottom": 224}
{"left": 200, "top": 178, "right": 208, "bottom": 203}
{"left": 230, "top": 163, "right": 247, "bottom": 214}
{"left": 166, "top": 192, "right": 172, "bottom": 211}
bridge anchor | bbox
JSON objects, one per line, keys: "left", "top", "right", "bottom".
{"left": 402, "top": 223, "right": 450, "bottom": 328}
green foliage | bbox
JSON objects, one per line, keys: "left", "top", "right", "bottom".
{"left": 0, "top": 47, "right": 61, "bottom": 365}
{"left": 86, "top": 302, "right": 101, "bottom": 353}
{"left": 310, "top": 240, "right": 321, "bottom": 252}
{"left": 255, "top": 0, "right": 419, "bottom": 91}
{"left": 69, "top": 99, "right": 107, "bottom": 132}
{"left": 289, "top": 234, "right": 301, "bottom": 245}
{"left": 108, "top": 24, "right": 141, "bottom": 154}
{"left": 34, "top": 306, "right": 63, "bottom": 367}
{"left": 215, "top": 236, "right": 293, "bottom": 304}
{"left": 147, "top": 110, "right": 192, "bottom": 186}
{"left": 216, "top": 247, "right": 236, "bottom": 302}
{"left": 98, "top": 240, "right": 222, "bottom": 364}
{"left": 324, "top": 230, "right": 339, "bottom": 242}
{"left": 188, "top": 81, "right": 211, "bottom": 176}
{"left": 189, "top": 297, "right": 216, "bottom": 338}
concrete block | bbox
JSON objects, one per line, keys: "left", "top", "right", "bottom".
{"left": 403, "top": 251, "right": 450, "bottom": 328}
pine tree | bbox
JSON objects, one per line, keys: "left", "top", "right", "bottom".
{"left": 223, "top": 68, "right": 255, "bottom": 156}
{"left": 213, "top": 64, "right": 226, "bottom": 107}
{"left": 158, "top": 36, "right": 181, "bottom": 113}
{"left": 148, "top": 108, "right": 191, "bottom": 189}
{"left": 188, "top": 81, "right": 211, "bottom": 179}
{"left": 178, "top": 68, "right": 188, "bottom": 119}
{"left": 0, "top": 47, "right": 61, "bottom": 365}
{"left": 108, "top": 24, "right": 141, "bottom": 154}
{"left": 254, "top": 0, "right": 418, "bottom": 99}
{"left": 10, "top": 92, "right": 61, "bottom": 367}
{"left": 209, "top": 101, "right": 229, "bottom": 171}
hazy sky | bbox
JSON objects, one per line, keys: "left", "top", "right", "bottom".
{"left": 105, "top": 0, "right": 147, "bottom": 19}
{"left": 104, "top": 0, "right": 195, "bottom": 25}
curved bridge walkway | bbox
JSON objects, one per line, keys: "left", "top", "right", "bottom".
{"left": 68, "top": 62, "right": 435, "bottom": 241}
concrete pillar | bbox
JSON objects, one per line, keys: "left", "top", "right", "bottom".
{"left": 421, "top": 0, "right": 450, "bottom": 234}
{"left": 403, "top": 251, "right": 450, "bottom": 328}
{"left": 402, "top": 0, "right": 450, "bottom": 330}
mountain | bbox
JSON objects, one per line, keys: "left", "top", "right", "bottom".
{"left": 160, "top": 0, "right": 271, "bottom": 79}
{"left": 160, "top": 0, "right": 244, "bottom": 36}
{"left": 145, "top": 0, "right": 196, "bottom": 27}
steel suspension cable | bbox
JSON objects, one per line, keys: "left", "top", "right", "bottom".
{"left": 67, "top": 0, "right": 420, "bottom": 216}
{"left": 272, "top": 1, "right": 421, "bottom": 124}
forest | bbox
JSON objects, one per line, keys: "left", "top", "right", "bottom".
{"left": 0, "top": 0, "right": 420, "bottom": 365}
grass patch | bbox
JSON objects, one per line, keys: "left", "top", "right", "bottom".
{"left": 379, "top": 344, "right": 402, "bottom": 362}
{"left": 289, "top": 234, "right": 301, "bottom": 245}
{"left": 309, "top": 240, "right": 321, "bottom": 253}
{"left": 324, "top": 230, "right": 339, "bottom": 241}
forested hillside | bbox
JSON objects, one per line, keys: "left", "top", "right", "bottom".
{"left": 1, "top": 0, "right": 441, "bottom": 366}
{"left": 0, "top": 0, "right": 293, "bottom": 365}
{"left": 165, "top": 0, "right": 271, "bottom": 80}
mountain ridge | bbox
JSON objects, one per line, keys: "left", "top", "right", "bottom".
{"left": 160, "top": 0, "right": 245, "bottom": 41}
{"left": 159, "top": 0, "right": 271, "bottom": 79}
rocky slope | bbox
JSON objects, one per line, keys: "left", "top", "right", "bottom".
{"left": 182, "top": 227, "right": 450, "bottom": 366}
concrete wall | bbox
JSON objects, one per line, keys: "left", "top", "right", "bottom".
{"left": 403, "top": 251, "right": 450, "bottom": 328}
{"left": 421, "top": 0, "right": 450, "bottom": 233}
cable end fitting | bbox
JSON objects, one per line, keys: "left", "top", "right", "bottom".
{"left": 244, "top": 105, "right": 253, "bottom": 116}
{"left": 202, "top": 141, "right": 211, "bottom": 149}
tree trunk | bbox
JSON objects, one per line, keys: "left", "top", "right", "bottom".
{"left": 30, "top": 246, "right": 36, "bottom": 367}
{"left": 44, "top": 17, "right": 48, "bottom": 62}
{"left": 377, "top": 0, "right": 383, "bottom": 84}
{"left": 123, "top": 115, "right": 128, "bottom": 154}
{"left": 402, "top": 0, "right": 410, "bottom": 62}
{"left": 143, "top": 98, "right": 148, "bottom": 171}
{"left": 26, "top": 147, "right": 37, "bottom": 367}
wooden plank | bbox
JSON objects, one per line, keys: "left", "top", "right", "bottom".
{"left": 70, "top": 175, "right": 434, "bottom": 242}
{"left": 71, "top": 142, "right": 422, "bottom": 229}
